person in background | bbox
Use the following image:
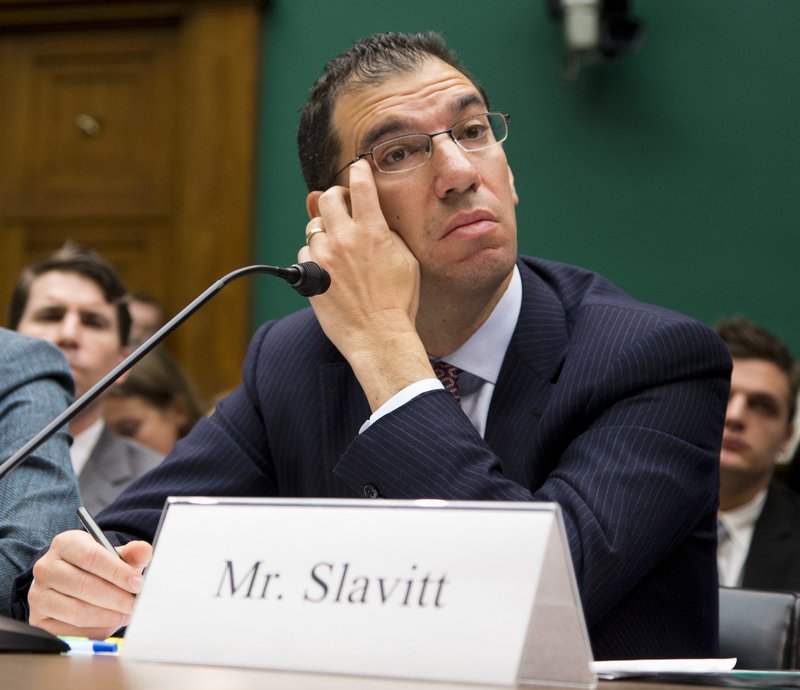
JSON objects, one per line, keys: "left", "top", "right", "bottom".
{"left": 104, "top": 347, "right": 203, "bottom": 455}
{"left": 127, "top": 293, "right": 165, "bottom": 346}
{"left": 14, "top": 32, "right": 730, "bottom": 660}
{"left": 0, "top": 328, "right": 81, "bottom": 615}
{"left": 715, "top": 316, "right": 800, "bottom": 590}
{"left": 8, "top": 242, "right": 163, "bottom": 513}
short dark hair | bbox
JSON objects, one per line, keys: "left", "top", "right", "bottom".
{"left": 130, "top": 292, "right": 163, "bottom": 310}
{"left": 8, "top": 242, "right": 132, "bottom": 346}
{"left": 297, "top": 31, "right": 489, "bottom": 192}
{"left": 715, "top": 315, "right": 799, "bottom": 421}
{"left": 107, "top": 346, "right": 202, "bottom": 437}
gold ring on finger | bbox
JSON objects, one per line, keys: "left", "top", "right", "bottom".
{"left": 305, "top": 227, "right": 326, "bottom": 244}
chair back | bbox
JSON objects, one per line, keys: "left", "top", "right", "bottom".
{"left": 719, "top": 587, "right": 800, "bottom": 669}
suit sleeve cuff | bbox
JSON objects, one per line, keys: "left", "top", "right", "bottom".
{"left": 359, "top": 378, "right": 443, "bottom": 433}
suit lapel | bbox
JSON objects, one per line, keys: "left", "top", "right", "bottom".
{"left": 742, "top": 487, "right": 794, "bottom": 586}
{"left": 485, "top": 260, "right": 568, "bottom": 489}
{"left": 78, "top": 425, "right": 134, "bottom": 509}
{"left": 81, "top": 425, "right": 133, "bottom": 483}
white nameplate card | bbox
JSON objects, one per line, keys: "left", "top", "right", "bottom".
{"left": 124, "top": 498, "right": 595, "bottom": 687}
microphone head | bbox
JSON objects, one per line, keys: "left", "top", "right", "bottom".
{"left": 291, "top": 262, "right": 331, "bottom": 296}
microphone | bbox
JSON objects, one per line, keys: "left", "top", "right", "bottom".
{"left": 272, "top": 261, "right": 331, "bottom": 297}
{"left": 0, "top": 261, "right": 329, "bottom": 481}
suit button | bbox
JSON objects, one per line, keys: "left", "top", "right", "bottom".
{"left": 363, "top": 484, "right": 380, "bottom": 499}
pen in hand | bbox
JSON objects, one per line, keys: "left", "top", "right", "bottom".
{"left": 76, "top": 506, "right": 123, "bottom": 560}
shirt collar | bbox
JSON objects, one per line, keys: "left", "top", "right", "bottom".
{"left": 70, "top": 417, "right": 105, "bottom": 476}
{"left": 439, "top": 265, "right": 522, "bottom": 385}
{"left": 719, "top": 488, "right": 768, "bottom": 532}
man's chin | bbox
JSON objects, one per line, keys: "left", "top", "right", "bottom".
{"left": 428, "top": 247, "right": 515, "bottom": 288}
{"left": 719, "top": 459, "right": 772, "bottom": 482}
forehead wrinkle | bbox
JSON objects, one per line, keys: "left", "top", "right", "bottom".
{"left": 336, "top": 60, "right": 486, "bottom": 156}
{"left": 28, "top": 274, "right": 115, "bottom": 314}
{"left": 32, "top": 290, "right": 111, "bottom": 312}
{"left": 34, "top": 295, "right": 110, "bottom": 310}
{"left": 358, "top": 93, "right": 488, "bottom": 152}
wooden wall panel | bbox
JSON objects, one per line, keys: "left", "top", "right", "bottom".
{"left": 0, "top": 0, "right": 262, "bottom": 403}
{"left": 170, "top": 3, "right": 260, "bottom": 401}
{"left": 3, "top": 28, "right": 177, "bottom": 216}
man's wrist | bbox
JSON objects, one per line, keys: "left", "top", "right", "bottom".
{"left": 346, "top": 331, "right": 433, "bottom": 411}
{"left": 359, "top": 378, "right": 443, "bottom": 433}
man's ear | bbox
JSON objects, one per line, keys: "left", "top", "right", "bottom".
{"left": 507, "top": 165, "right": 519, "bottom": 206}
{"left": 306, "top": 191, "right": 323, "bottom": 219}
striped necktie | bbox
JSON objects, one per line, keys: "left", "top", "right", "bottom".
{"left": 433, "top": 361, "right": 461, "bottom": 402}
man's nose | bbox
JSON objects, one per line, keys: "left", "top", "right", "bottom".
{"left": 725, "top": 393, "right": 748, "bottom": 427}
{"left": 56, "top": 313, "right": 81, "bottom": 345}
{"left": 431, "top": 136, "right": 481, "bottom": 197}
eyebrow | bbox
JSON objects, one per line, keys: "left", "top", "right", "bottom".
{"left": 30, "top": 304, "right": 114, "bottom": 323}
{"left": 359, "top": 119, "right": 410, "bottom": 153}
{"left": 746, "top": 391, "right": 784, "bottom": 407}
{"left": 357, "top": 93, "right": 487, "bottom": 153}
{"left": 731, "top": 387, "right": 789, "bottom": 415}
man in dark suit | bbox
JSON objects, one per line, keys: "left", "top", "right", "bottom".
{"left": 9, "top": 243, "right": 163, "bottom": 513}
{"left": 715, "top": 317, "right": 800, "bottom": 590}
{"left": 15, "top": 33, "right": 730, "bottom": 660}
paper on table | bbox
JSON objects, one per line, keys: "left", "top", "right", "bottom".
{"left": 591, "top": 657, "right": 737, "bottom": 676}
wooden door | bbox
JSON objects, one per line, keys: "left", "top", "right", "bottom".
{"left": 0, "top": 0, "right": 262, "bottom": 404}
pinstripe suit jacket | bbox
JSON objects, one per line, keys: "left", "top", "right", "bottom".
{"left": 15, "top": 256, "right": 731, "bottom": 659}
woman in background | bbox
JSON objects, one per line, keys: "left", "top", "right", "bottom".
{"left": 105, "top": 346, "right": 202, "bottom": 455}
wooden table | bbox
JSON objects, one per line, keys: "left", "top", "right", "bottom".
{"left": 0, "top": 653, "right": 730, "bottom": 690}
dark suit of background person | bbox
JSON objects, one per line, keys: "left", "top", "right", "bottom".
{"left": 740, "top": 483, "right": 800, "bottom": 590}
{"left": 779, "top": 444, "right": 800, "bottom": 495}
{"left": 13, "top": 257, "right": 731, "bottom": 660}
{"left": 0, "top": 328, "right": 81, "bottom": 615}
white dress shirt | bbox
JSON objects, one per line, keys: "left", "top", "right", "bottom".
{"left": 717, "top": 489, "right": 768, "bottom": 587}
{"left": 69, "top": 417, "right": 104, "bottom": 477}
{"left": 361, "top": 266, "right": 522, "bottom": 437}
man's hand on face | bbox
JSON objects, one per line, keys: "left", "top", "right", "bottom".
{"left": 298, "top": 160, "right": 434, "bottom": 411}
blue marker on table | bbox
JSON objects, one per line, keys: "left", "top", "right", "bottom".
{"left": 60, "top": 637, "right": 119, "bottom": 654}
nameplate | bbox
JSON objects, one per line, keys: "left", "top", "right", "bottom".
{"left": 124, "top": 498, "right": 595, "bottom": 687}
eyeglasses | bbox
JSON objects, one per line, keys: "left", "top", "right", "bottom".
{"left": 330, "top": 111, "right": 510, "bottom": 186}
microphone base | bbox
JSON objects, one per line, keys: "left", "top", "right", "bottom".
{"left": 0, "top": 615, "right": 68, "bottom": 653}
